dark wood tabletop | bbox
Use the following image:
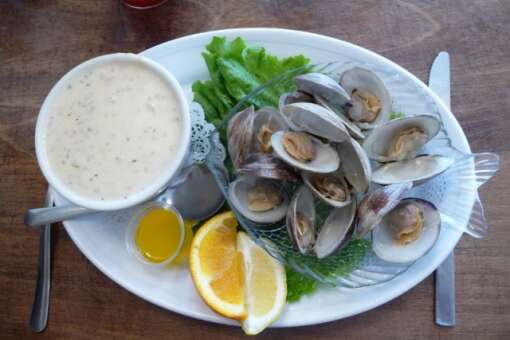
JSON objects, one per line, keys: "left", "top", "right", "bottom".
{"left": 1, "top": 0, "right": 509, "bottom": 339}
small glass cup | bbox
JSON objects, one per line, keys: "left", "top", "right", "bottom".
{"left": 121, "top": 0, "right": 168, "bottom": 9}
{"left": 125, "top": 201, "right": 185, "bottom": 267}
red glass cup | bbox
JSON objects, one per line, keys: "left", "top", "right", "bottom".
{"left": 122, "top": 0, "right": 168, "bottom": 9}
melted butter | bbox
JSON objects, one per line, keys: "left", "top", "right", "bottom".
{"left": 135, "top": 208, "right": 182, "bottom": 263}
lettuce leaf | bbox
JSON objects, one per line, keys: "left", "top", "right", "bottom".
{"left": 192, "top": 36, "right": 310, "bottom": 127}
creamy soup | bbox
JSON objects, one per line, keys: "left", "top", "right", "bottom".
{"left": 45, "top": 59, "right": 183, "bottom": 202}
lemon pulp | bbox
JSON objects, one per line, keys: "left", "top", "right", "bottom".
{"left": 135, "top": 208, "right": 182, "bottom": 263}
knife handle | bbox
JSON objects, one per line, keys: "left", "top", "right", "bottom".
{"left": 435, "top": 252, "right": 456, "bottom": 326}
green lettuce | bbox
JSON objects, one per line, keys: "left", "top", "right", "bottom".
{"left": 192, "top": 36, "right": 310, "bottom": 127}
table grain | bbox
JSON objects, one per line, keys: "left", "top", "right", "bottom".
{"left": 1, "top": 0, "right": 509, "bottom": 339}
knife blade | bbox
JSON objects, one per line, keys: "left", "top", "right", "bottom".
{"left": 429, "top": 51, "right": 456, "bottom": 327}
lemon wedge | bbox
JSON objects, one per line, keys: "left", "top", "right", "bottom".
{"left": 237, "top": 232, "right": 287, "bottom": 335}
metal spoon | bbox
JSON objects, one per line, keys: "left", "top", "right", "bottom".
{"left": 25, "top": 164, "right": 225, "bottom": 227}
{"left": 29, "top": 190, "right": 52, "bottom": 332}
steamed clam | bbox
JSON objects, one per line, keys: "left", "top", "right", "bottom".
{"left": 279, "top": 91, "right": 313, "bottom": 111}
{"left": 227, "top": 106, "right": 256, "bottom": 168}
{"left": 363, "top": 114, "right": 453, "bottom": 184}
{"left": 224, "top": 65, "right": 448, "bottom": 263}
{"left": 356, "top": 182, "right": 413, "bottom": 238}
{"left": 339, "top": 67, "right": 392, "bottom": 129}
{"left": 294, "top": 73, "right": 351, "bottom": 107}
{"left": 238, "top": 153, "right": 299, "bottom": 181}
{"left": 280, "top": 102, "right": 350, "bottom": 143}
{"left": 372, "top": 198, "right": 440, "bottom": 263}
{"left": 229, "top": 176, "right": 289, "bottom": 224}
{"left": 271, "top": 131, "right": 340, "bottom": 173}
{"left": 363, "top": 115, "right": 441, "bottom": 162}
{"left": 282, "top": 131, "right": 316, "bottom": 162}
{"left": 372, "top": 154, "right": 454, "bottom": 185}
{"left": 252, "top": 107, "right": 288, "bottom": 153}
{"left": 314, "top": 198, "right": 356, "bottom": 259}
{"left": 302, "top": 170, "right": 351, "bottom": 208}
{"left": 286, "top": 185, "right": 316, "bottom": 254}
{"left": 286, "top": 185, "right": 356, "bottom": 258}
{"left": 314, "top": 95, "right": 365, "bottom": 140}
{"left": 337, "top": 138, "right": 372, "bottom": 193}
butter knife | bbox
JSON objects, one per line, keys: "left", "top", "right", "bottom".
{"left": 29, "top": 189, "right": 53, "bottom": 332}
{"left": 429, "top": 51, "right": 456, "bottom": 326}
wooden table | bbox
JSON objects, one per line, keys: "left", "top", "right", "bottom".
{"left": 1, "top": 1, "right": 509, "bottom": 338}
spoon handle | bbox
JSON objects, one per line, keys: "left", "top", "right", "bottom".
{"left": 24, "top": 205, "right": 94, "bottom": 227}
{"left": 29, "top": 191, "right": 53, "bottom": 332}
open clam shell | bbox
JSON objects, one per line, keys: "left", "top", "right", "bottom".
{"left": 227, "top": 106, "right": 256, "bottom": 169}
{"left": 372, "top": 155, "right": 454, "bottom": 185}
{"left": 228, "top": 176, "right": 289, "bottom": 224}
{"left": 280, "top": 102, "right": 351, "bottom": 143}
{"left": 279, "top": 91, "right": 313, "bottom": 111}
{"left": 271, "top": 131, "right": 340, "bottom": 173}
{"left": 294, "top": 73, "right": 351, "bottom": 107}
{"left": 356, "top": 182, "right": 412, "bottom": 238}
{"left": 252, "top": 107, "right": 288, "bottom": 153}
{"left": 314, "top": 95, "right": 365, "bottom": 140}
{"left": 372, "top": 198, "right": 440, "bottom": 263}
{"left": 237, "top": 153, "right": 299, "bottom": 181}
{"left": 286, "top": 185, "right": 316, "bottom": 254}
{"left": 302, "top": 170, "right": 352, "bottom": 208}
{"left": 314, "top": 197, "right": 356, "bottom": 259}
{"left": 337, "top": 138, "right": 372, "bottom": 193}
{"left": 362, "top": 114, "right": 441, "bottom": 163}
{"left": 339, "top": 67, "right": 392, "bottom": 129}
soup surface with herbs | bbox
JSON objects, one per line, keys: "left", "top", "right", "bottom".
{"left": 44, "top": 59, "right": 183, "bottom": 202}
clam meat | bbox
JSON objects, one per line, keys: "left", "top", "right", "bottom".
{"left": 314, "top": 95, "right": 365, "bottom": 140}
{"left": 252, "top": 107, "right": 288, "bottom": 153}
{"left": 286, "top": 185, "right": 317, "bottom": 254}
{"left": 302, "top": 171, "right": 352, "bottom": 208}
{"left": 282, "top": 131, "right": 316, "bottom": 162}
{"left": 312, "top": 175, "right": 347, "bottom": 202}
{"left": 372, "top": 198, "right": 440, "bottom": 263}
{"left": 339, "top": 67, "right": 392, "bottom": 129}
{"left": 271, "top": 130, "right": 340, "bottom": 173}
{"left": 247, "top": 181, "right": 283, "bottom": 212}
{"left": 388, "top": 202, "right": 424, "bottom": 245}
{"left": 229, "top": 176, "right": 289, "bottom": 224}
{"left": 387, "top": 127, "right": 428, "bottom": 161}
{"left": 349, "top": 90, "right": 381, "bottom": 123}
{"left": 362, "top": 114, "right": 441, "bottom": 162}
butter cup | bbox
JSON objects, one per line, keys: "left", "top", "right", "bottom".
{"left": 125, "top": 201, "right": 185, "bottom": 267}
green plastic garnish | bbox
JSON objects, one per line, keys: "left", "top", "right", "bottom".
{"left": 285, "top": 239, "right": 372, "bottom": 302}
{"left": 286, "top": 266, "right": 318, "bottom": 303}
{"left": 390, "top": 111, "right": 405, "bottom": 119}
